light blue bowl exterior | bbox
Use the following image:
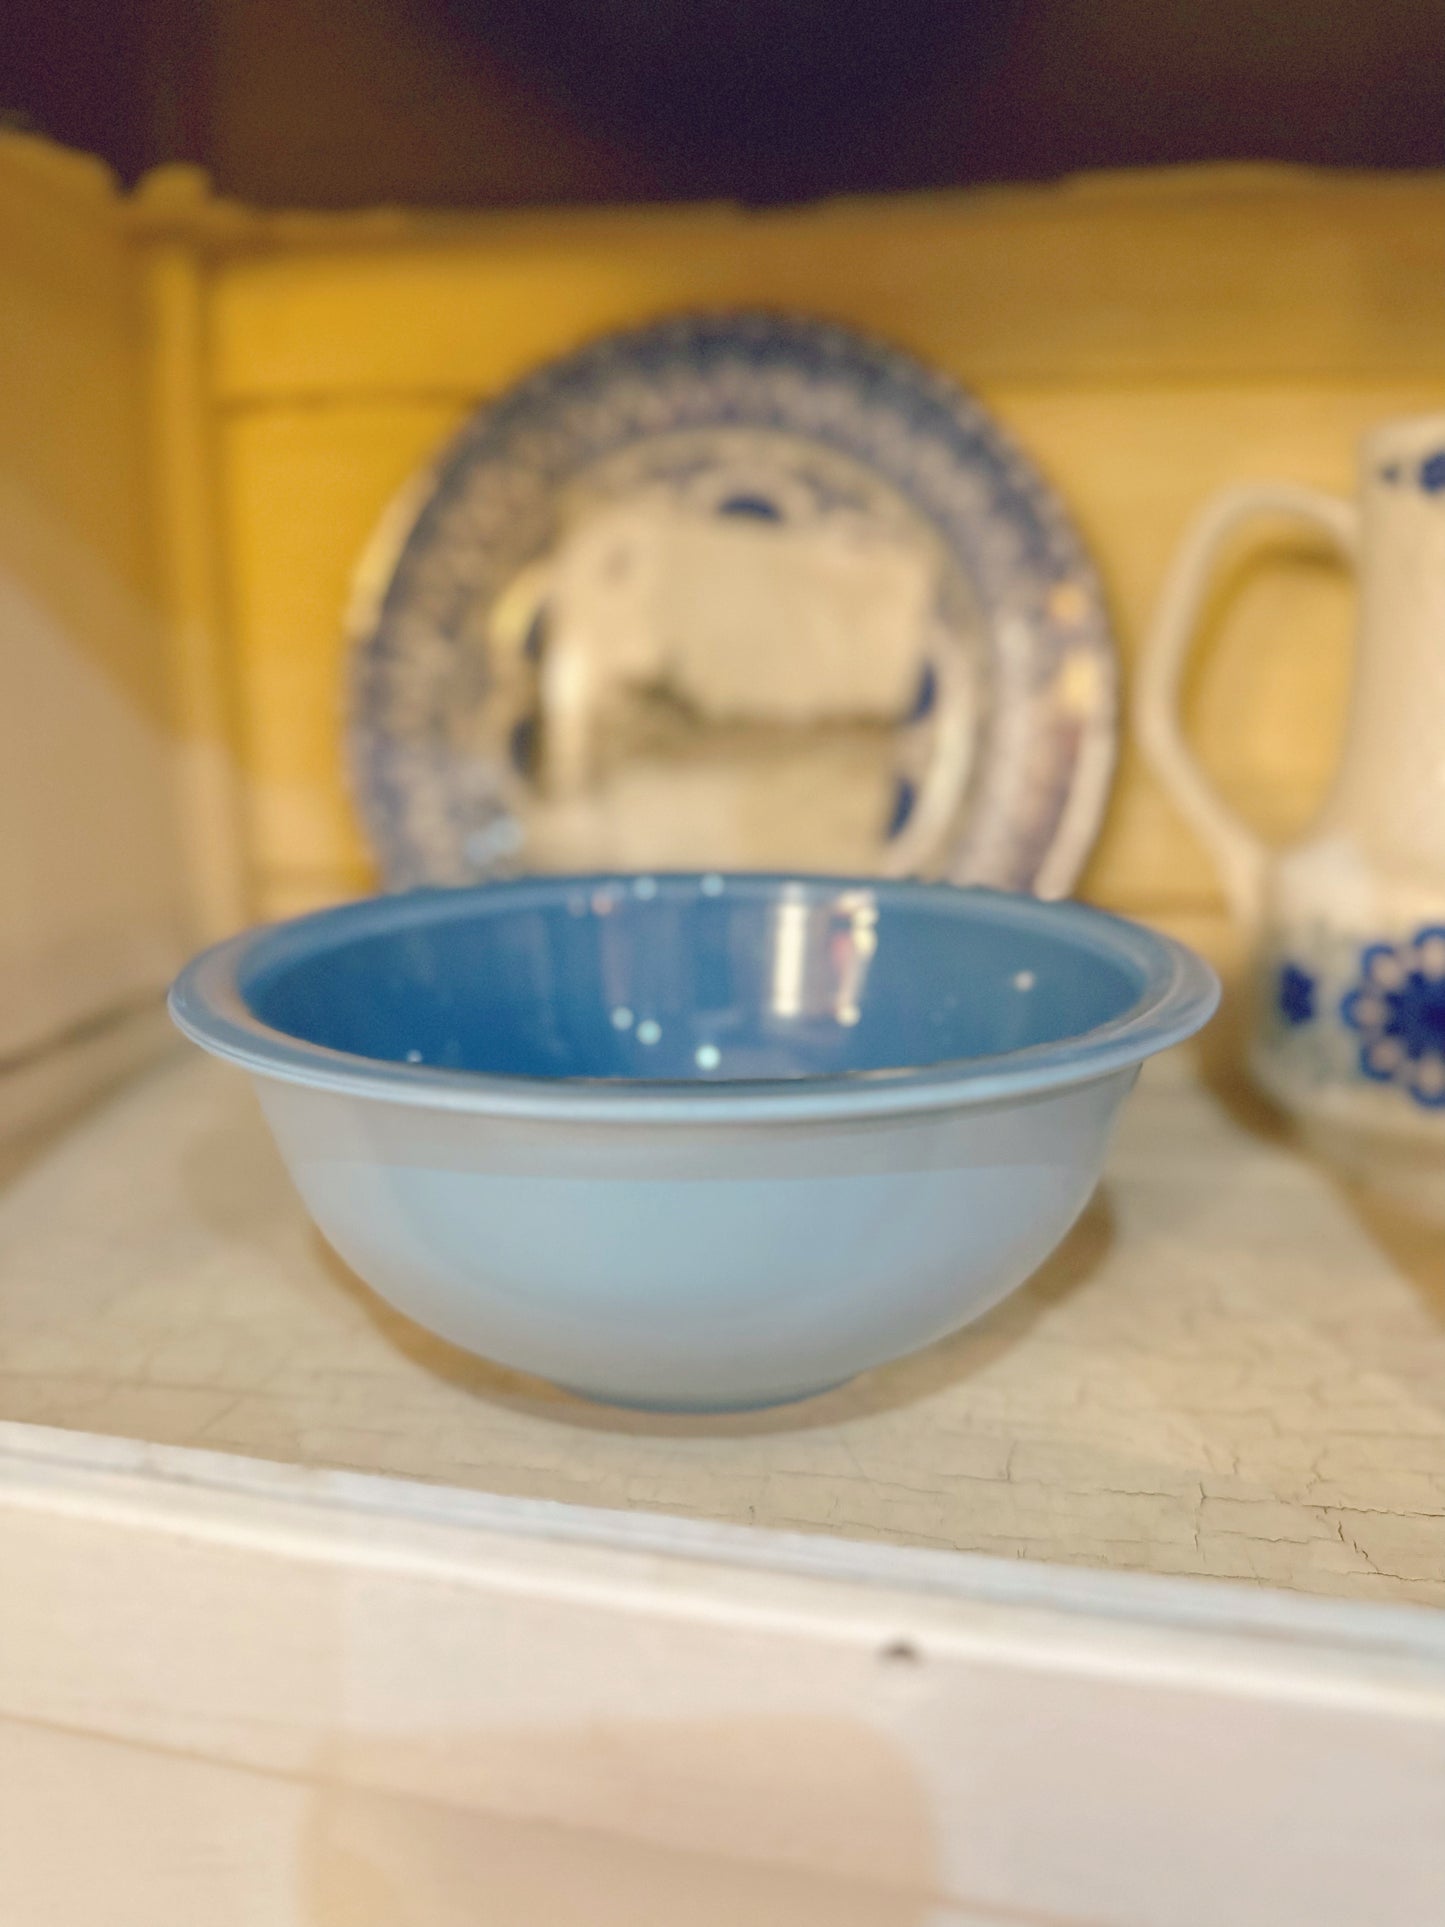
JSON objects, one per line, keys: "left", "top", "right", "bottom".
{"left": 170, "top": 876, "right": 1218, "bottom": 1410}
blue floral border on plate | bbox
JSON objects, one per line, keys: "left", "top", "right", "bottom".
{"left": 346, "top": 311, "right": 1118, "bottom": 894}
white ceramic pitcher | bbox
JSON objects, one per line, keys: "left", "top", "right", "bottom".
{"left": 1138, "top": 412, "right": 1445, "bottom": 1215}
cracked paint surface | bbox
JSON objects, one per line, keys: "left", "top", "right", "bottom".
{"left": 0, "top": 1052, "right": 1442, "bottom": 1606}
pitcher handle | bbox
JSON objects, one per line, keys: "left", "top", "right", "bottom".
{"left": 1135, "top": 482, "right": 1359, "bottom": 934}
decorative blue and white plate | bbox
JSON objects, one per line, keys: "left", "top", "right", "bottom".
{"left": 346, "top": 313, "right": 1117, "bottom": 892}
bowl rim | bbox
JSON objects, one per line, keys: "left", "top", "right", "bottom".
{"left": 168, "top": 875, "right": 1219, "bottom": 1125}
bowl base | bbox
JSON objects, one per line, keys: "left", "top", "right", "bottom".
{"left": 557, "top": 1378, "right": 851, "bottom": 1415}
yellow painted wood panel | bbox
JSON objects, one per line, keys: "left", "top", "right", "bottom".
{"left": 206, "top": 169, "right": 1445, "bottom": 402}
{"left": 221, "top": 380, "right": 1444, "bottom": 920}
{"left": 221, "top": 399, "right": 470, "bottom": 887}
{"left": 141, "top": 243, "right": 251, "bottom": 939}
{"left": 0, "top": 140, "right": 165, "bottom": 722}
{"left": 0, "top": 136, "right": 189, "bottom": 1060}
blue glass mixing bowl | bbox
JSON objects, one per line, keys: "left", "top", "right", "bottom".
{"left": 170, "top": 875, "right": 1217, "bottom": 1410}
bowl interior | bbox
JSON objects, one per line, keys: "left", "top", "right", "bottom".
{"left": 239, "top": 878, "right": 1147, "bottom": 1085}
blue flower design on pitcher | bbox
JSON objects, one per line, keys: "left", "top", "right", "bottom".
{"left": 1379, "top": 451, "right": 1445, "bottom": 493}
{"left": 1341, "top": 928, "right": 1445, "bottom": 1107}
{"left": 1277, "top": 962, "right": 1316, "bottom": 1027}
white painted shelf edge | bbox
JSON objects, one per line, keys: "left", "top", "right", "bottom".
{"left": 1, "top": 1416, "right": 1443, "bottom": 1926}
